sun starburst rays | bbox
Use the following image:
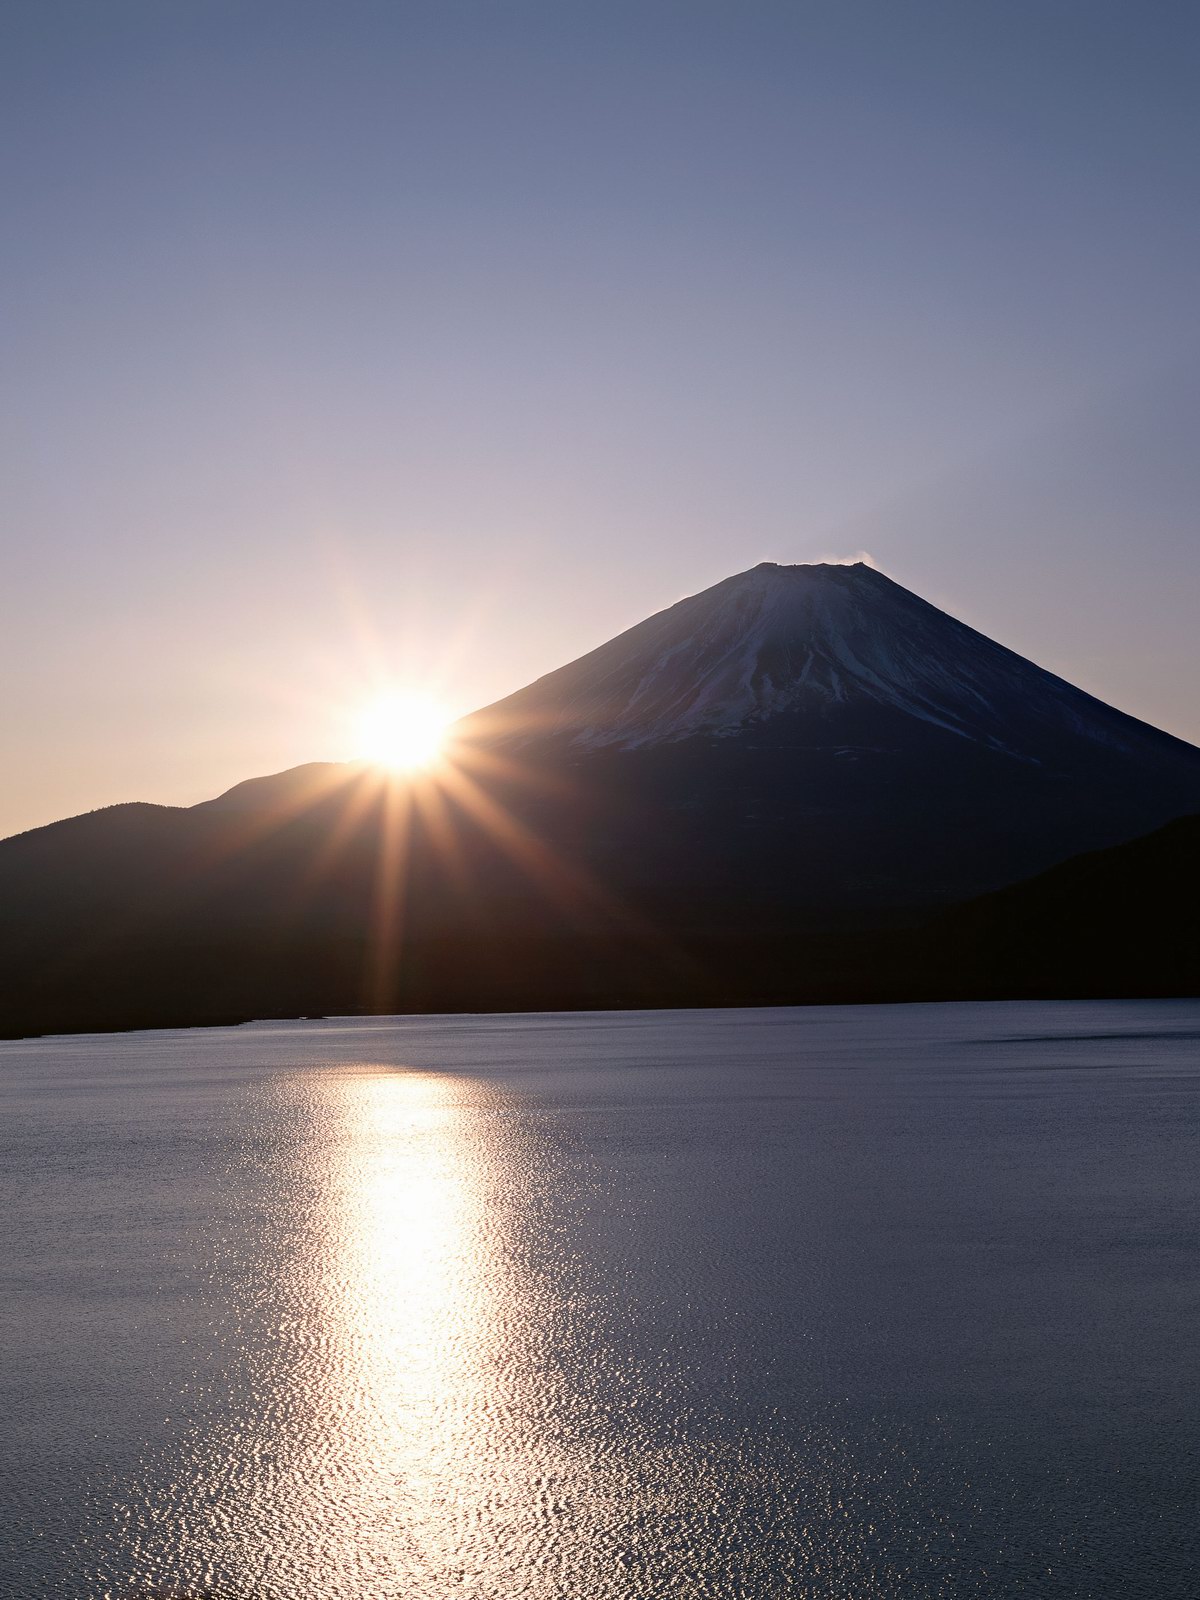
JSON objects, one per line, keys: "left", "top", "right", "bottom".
{"left": 128, "top": 647, "right": 672, "bottom": 1017}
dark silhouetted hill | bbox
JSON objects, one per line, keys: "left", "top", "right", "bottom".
{"left": 920, "top": 812, "right": 1200, "bottom": 1000}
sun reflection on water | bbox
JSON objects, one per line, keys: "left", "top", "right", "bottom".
{"left": 103, "top": 1064, "right": 522, "bottom": 1599}
{"left": 325, "top": 1069, "right": 492, "bottom": 1580}
{"left": 102, "top": 1054, "right": 912, "bottom": 1600}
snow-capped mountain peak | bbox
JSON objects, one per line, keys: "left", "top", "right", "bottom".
{"left": 463, "top": 560, "right": 1177, "bottom": 763}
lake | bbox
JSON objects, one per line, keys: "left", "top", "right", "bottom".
{"left": 2, "top": 1002, "right": 1198, "bottom": 1598}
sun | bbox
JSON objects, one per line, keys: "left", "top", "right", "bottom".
{"left": 352, "top": 689, "right": 453, "bottom": 773}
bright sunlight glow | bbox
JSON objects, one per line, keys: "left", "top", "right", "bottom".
{"left": 353, "top": 690, "right": 452, "bottom": 773}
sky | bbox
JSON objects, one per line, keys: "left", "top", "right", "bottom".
{"left": 3, "top": 0, "right": 1199, "bottom": 837}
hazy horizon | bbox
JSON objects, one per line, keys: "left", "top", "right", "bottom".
{"left": 4, "top": 2, "right": 1200, "bottom": 837}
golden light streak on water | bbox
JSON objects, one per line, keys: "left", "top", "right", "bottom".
{"left": 103, "top": 1065, "right": 520, "bottom": 1597}
{"left": 320, "top": 1068, "right": 499, "bottom": 1585}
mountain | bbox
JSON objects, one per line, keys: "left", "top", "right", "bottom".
{"left": 460, "top": 560, "right": 1200, "bottom": 917}
{"left": 2, "top": 560, "right": 1199, "bottom": 1037}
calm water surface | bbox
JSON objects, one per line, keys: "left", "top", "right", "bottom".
{"left": 2, "top": 1002, "right": 1198, "bottom": 1598}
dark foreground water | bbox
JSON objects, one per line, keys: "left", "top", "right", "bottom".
{"left": 2, "top": 1002, "right": 1198, "bottom": 1599}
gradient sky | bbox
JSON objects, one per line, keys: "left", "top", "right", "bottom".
{"left": 3, "top": 1, "right": 1199, "bottom": 838}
